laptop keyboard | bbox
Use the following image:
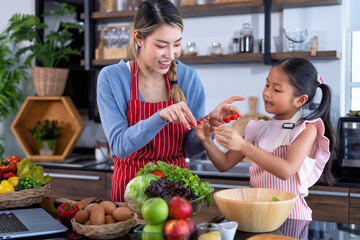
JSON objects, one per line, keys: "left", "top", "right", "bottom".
{"left": 0, "top": 212, "right": 29, "bottom": 233}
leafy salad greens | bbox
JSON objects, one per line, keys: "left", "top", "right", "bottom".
{"left": 136, "top": 161, "right": 214, "bottom": 206}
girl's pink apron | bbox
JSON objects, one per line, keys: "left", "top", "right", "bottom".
{"left": 111, "top": 60, "right": 188, "bottom": 202}
{"left": 250, "top": 112, "right": 312, "bottom": 220}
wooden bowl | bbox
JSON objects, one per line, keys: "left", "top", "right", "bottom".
{"left": 214, "top": 188, "right": 297, "bottom": 233}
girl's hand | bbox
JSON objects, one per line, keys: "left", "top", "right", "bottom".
{"left": 213, "top": 124, "right": 245, "bottom": 152}
{"left": 208, "top": 96, "right": 245, "bottom": 126}
{"left": 159, "top": 102, "right": 197, "bottom": 129}
{"left": 195, "top": 117, "right": 212, "bottom": 142}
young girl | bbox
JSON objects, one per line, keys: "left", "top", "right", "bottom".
{"left": 196, "top": 58, "right": 335, "bottom": 220}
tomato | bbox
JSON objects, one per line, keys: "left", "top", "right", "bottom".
{"left": 223, "top": 113, "right": 239, "bottom": 123}
{"left": 149, "top": 170, "right": 165, "bottom": 179}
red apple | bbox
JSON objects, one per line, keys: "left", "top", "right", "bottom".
{"left": 164, "top": 219, "right": 190, "bottom": 240}
{"left": 185, "top": 218, "right": 196, "bottom": 237}
{"left": 168, "top": 196, "right": 192, "bottom": 220}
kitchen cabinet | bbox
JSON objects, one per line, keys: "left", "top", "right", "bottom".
{"left": 349, "top": 188, "right": 360, "bottom": 224}
{"left": 306, "top": 185, "right": 349, "bottom": 224}
{"left": 43, "top": 168, "right": 108, "bottom": 200}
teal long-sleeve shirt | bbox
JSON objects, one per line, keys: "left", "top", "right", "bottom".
{"left": 97, "top": 59, "right": 205, "bottom": 159}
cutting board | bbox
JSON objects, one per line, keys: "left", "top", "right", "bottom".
{"left": 231, "top": 96, "right": 269, "bottom": 137}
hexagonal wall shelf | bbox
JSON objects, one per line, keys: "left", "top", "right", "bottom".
{"left": 11, "top": 96, "right": 85, "bottom": 162}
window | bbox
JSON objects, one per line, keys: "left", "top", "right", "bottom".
{"left": 349, "top": 31, "right": 360, "bottom": 110}
{"left": 350, "top": 31, "right": 360, "bottom": 110}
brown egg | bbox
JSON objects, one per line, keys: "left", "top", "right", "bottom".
{"left": 75, "top": 210, "right": 89, "bottom": 224}
{"left": 100, "top": 201, "right": 116, "bottom": 215}
{"left": 112, "top": 207, "right": 133, "bottom": 222}
{"left": 85, "top": 220, "right": 91, "bottom": 225}
{"left": 105, "top": 215, "right": 117, "bottom": 224}
{"left": 84, "top": 203, "right": 99, "bottom": 214}
{"left": 90, "top": 209, "right": 105, "bottom": 225}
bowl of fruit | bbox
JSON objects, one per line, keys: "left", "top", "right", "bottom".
{"left": 124, "top": 161, "right": 213, "bottom": 217}
{"left": 134, "top": 196, "right": 198, "bottom": 240}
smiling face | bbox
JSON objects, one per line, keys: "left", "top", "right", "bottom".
{"left": 135, "top": 24, "right": 182, "bottom": 77}
{"left": 262, "top": 66, "right": 307, "bottom": 120}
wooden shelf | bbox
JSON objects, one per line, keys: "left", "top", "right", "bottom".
{"left": 80, "top": 0, "right": 341, "bottom": 20}
{"left": 11, "top": 97, "right": 85, "bottom": 162}
{"left": 81, "top": 51, "right": 340, "bottom": 66}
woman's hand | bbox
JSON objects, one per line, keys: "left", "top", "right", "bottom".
{"left": 195, "top": 117, "right": 212, "bottom": 142}
{"left": 213, "top": 124, "right": 245, "bottom": 152}
{"left": 159, "top": 102, "right": 197, "bottom": 129}
{"left": 208, "top": 96, "right": 245, "bottom": 126}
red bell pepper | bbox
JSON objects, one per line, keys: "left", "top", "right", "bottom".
{"left": 149, "top": 170, "right": 165, "bottom": 179}
{"left": 2, "top": 172, "right": 16, "bottom": 179}
{"left": 57, "top": 202, "right": 80, "bottom": 222}
{"left": 0, "top": 155, "right": 23, "bottom": 173}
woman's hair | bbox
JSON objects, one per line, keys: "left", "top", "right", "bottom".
{"left": 273, "top": 58, "right": 336, "bottom": 185}
{"left": 133, "top": 0, "right": 186, "bottom": 103}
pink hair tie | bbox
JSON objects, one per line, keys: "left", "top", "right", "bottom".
{"left": 317, "top": 75, "right": 324, "bottom": 84}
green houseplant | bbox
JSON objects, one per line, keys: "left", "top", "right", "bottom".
{"left": 6, "top": 1, "right": 83, "bottom": 96}
{"left": 0, "top": 31, "right": 28, "bottom": 158}
{"left": 30, "top": 120, "right": 62, "bottom": 155}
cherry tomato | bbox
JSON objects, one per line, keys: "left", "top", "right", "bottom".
{"left": 223, "top": 113, "right": 239, "bottom": 123}
{"left": 149, "top": 170, "right": 165, "bottom": 179}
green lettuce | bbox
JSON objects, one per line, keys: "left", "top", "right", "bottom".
{"left": 16, "top": 159, "right": 52, "bottom": 185}
{"left": 137, "top": 161, "right": 214, "bottom": 207}
{"left": 124, "top": 174, "right": 158, "bottom": 204}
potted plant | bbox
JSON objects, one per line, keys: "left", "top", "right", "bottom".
{"left": 6, "top": 1, "right": 83, "bottom": 96}
{"left": 30, "top": 120, "right": 62, "bottom": 156}
{"left": 0, "top": 31, "right": 27, "bottom": 158}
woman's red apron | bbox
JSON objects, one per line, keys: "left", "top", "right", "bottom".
{"left": 111, "top": 60, "right": 189, "bottom": 202}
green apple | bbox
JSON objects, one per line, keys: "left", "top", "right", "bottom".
{"left": 141, "top": 198, "right": 169, "bottom": 224}
{"left": 142, "top": 222, "right": 166, "bottom": 240}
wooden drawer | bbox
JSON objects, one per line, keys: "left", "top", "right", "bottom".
{"left": 349, "top": 188, "right": 360, "bottom": 224}
{"left": 306, "top": 186, "right": 349, "bottom": 223}
{"left": 106, "top": 172, "right": 113, "bottom": 200}
{"left": 44, "top": 168, "right": 106, "bottom": 200}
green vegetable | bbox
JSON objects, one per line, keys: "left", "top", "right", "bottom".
{"left": 137, "top": 161, "right": 214, "bottom": 207}
{"left": 124, "top": 174, "right": 158, "bottom": 206}
{"left": 271, "top": 197, "right": 280, "bottom": 202}
{"left": 16, "top": 159, "right": 52, "bottom": 185}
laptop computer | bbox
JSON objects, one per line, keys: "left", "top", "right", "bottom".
{"left": 0, "top": 208, "right": 67, "bottom": 239}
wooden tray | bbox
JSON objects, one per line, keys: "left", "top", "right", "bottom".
{"left": 11, "top": 97, "right": 85, "bottom": 162}
{"left": 95, "top": 25, "right": 134, "bottom": 60}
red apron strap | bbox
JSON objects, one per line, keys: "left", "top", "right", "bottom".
{"left": 130, "top": 60, "right": 139, "bottom": 100}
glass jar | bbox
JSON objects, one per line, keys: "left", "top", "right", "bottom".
{"left": 210, "top": 42, "right": 223, "bottom": 56}
{"left": 232, "top": 38, "right": 240, "bottom": 54}
{"left": 101, "top": 0, "right": 117, "bottom": 12}
{"left": 184, "top": 42, "right": 198, "bottom": 56}
{"left": 240, "top": 23, "right": 254, "bottom": 53}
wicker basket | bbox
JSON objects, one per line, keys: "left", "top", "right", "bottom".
{"left": 0, "top": 184, "right": 51, "bottom": 210}
{"left": 31, "top": 67, "right": 69, "bottom": 96}
{"left": 71, "top": 212, "right": 138, "bottom": 239}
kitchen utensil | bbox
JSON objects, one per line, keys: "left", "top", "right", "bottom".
{"left": 214, "top": 188, "right": 297, "bottom": 233}
{"left": 219, "top": 221, "right": 238, "bottom": 240}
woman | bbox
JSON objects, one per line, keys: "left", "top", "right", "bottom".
{"left": 97, "top": 0, "right": 242, "bottom": 202}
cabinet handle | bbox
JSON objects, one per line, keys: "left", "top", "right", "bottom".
{"left": 44, "top": 173, "right": 101, "bottom": 181}
{"left": 308, "top": 190, "right": 348, "bottom": 197}
{"left": 350, "top": 193, "right": 360, "bottom": 198}
{"left": 209, "top": 183, "right": 249, "bottom": 189}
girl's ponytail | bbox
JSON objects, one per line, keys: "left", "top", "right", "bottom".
{"left": 307, "top": 83, "right": 336, "bottom": 185}
{"left": 168, "top": 60, "right": 186, "bottom": 103}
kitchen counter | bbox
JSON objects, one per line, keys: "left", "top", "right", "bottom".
{"left": 21, "top": 198, "right": 360, "bottom": 240}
